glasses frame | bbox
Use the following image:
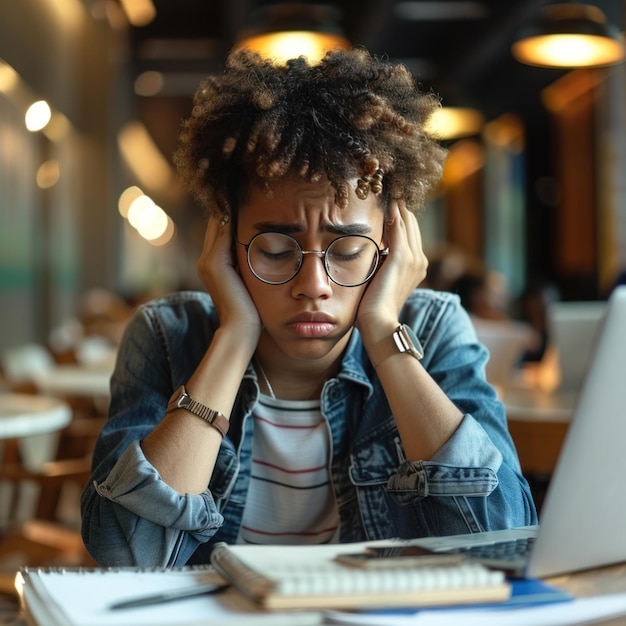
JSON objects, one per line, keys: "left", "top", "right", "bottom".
{"left": 237, "top": 232, "right": 389, "bottom": 287}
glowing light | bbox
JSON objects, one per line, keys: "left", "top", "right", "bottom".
{"left": 118, "top": 186, "right": 144, "bottom": 217}
{"left": 127, "top": 195, "right": 157, "bottom": 230}
{"left": 134, "top": 71, "right": 164, "bottom": 96}
{"left": 126, "top": 194, "right": 174, "bottom": 244}
{"left": 117, "top": 121, "right": 175, "bottom": 192}
{"left": 119, "top": 0, "right": 156, "bottom": 26}
{"left": 425, "top": 107, "right": 485, "bottom": 141}
{"left": 237, "top": 31, "right": 349, "bottom": 64}
{"left": 0, "top": 62, "right": 19, "bottom": 93}
{"left": 137, "top": 205, "right": 168, "bottom": 240}
{"left": 148, "top": 215, "right": 176, "bottom": 246}
{"left": 43, "top": 112, "right": 71, "bottom": 141}
{"left": 513, "top": 33, "right": 624, "bottom": 68}
{"left": 25, "top": 100, "right": 52, "bottom": 132}
{"left": 36, "top": 160, "right": 61, "bottom": 189}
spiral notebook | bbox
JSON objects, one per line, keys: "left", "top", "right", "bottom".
{"left": 208, "top": 541, "right": 510, "bottom": 610}
{"left": 15, "top": 565, "right": 319, "bottom": 626}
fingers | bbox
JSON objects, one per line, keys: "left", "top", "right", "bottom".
{"left": 385, "top": 202, "right": 428, "bottom": 286}
{"left": 201, "top": 215, "right": 229, "bottom": 253}
{"left": 197, "top": 215, "right": 234, "bottom": 285}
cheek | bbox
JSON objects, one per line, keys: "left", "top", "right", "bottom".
{"left": 237, "top": 261, "right": 279, "bottom": 314}
{"left": 327, "top": 284, "right": 368, "bottom": 325}
{"left": 346, "top": 285, "right": 368, "bottom": 314}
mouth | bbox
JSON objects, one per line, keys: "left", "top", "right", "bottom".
{"left": 286, "top": 313, "right": 337, "bottom": 338}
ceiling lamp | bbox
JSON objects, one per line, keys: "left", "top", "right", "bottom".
{"left": 511, "top": 3, "right": 625, "bottom": 68}
{"left": 118, "top": 0, "right": 156, "bottom": 27}
{"left": 234, "top": 3, "right": 350, "bottom": 64}
{"left": 425, "top": 107, "right": 485, "bottom": 141}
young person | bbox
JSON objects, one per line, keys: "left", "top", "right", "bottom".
{"left": 81, "top": 48, "right": 536, "bottom": 568}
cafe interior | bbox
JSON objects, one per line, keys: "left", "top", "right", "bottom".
{"left": 0, "top": 0, "right": 625, "bottom": 603}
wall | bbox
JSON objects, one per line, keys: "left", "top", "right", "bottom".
{"left": 0, "top": 0, "right": 126, "bottom": 350}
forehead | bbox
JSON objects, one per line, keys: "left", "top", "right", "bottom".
{"left": 238, "top": 176, "right": 384, "bottom": 227}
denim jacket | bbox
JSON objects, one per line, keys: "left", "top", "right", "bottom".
{"left": 81, "top": 289, "right": 537, "bottom": 568}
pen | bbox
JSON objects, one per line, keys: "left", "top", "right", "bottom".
{"left": 109, "top": 582, "right": 230, "bottom": 609}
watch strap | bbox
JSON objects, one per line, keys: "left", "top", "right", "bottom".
{"left": 371, "top": 324, "right": 423, "bottom": 368}
{"left": 167, "top": 385, "right": 229, "bottom": 437}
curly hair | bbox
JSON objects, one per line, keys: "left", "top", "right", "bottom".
{"left": 174, "top": 47, "right": 447, "bottom": 222}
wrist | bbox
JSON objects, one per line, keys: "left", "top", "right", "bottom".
{"left": 357, "top": 315, "right": 398, "bottom": 345}
{"left": 367, "top": 323, "right": 424, "bottom": 369}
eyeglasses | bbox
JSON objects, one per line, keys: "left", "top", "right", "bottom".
{"left": 238, "top": 232, "right": 389, "bottom": 287}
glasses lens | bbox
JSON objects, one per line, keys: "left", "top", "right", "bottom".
{"left": 326, "top": 236, "right": 380, "bottom": 286}
{"left": 247, "top": 233, "right": 301, "bottom": 284}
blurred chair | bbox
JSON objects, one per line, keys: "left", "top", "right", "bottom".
{"left": 0, "top": 450, "right": 95, "bottom": 569}
{"left": 472, "top": 317, "right": 534, "bottom": 388}
{"left": 547, "top": 300, "right": 606, "bottom": 391}
{"left": 0, "top": 344, "right": 55, "bottom": 394}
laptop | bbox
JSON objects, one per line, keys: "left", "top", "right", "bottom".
{"left": 547, "top": 299, "right": 606, "bottom": 391}
{"left": 408, "top": 286, "right": 626, "bottom": 579}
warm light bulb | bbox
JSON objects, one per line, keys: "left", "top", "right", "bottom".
{"left": 25, "top": 100, "right": 52, "bottom": 132}
{"left": 118, "top": 186, "right": 144, "bottom": 217}
{"left": 148, "top": 216, "right": 176, "bottom": 246}
{"left": 425, "top": 107, "right": 485, "bottom": 141}
{"left": 119, "top": 0, "right": 156, "bottom": 26}
{"left": 237, "top": 31, "right": 349, "bottom": 64}
{"left": 138, "top": 205, "right": 169, "bottom": 241}
{"left": 36, "top": 160, "right": 61, "bottom": 189}
{"left": 0, "top": 62, "right": 18, "bottom": 93}
{"left": 513, "top": 33, "right": 624, "bottom": 68}
{"left": 127, "top": 195, "right": 158, "bottom": 230}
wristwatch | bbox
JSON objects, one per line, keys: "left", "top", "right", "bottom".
{"left": 373, "top": 324, "right": 424, "bottom": 368}
{"left": 167, "top": 385, "right": 230, "bottom": 437}
{"left": 393, "top": 324, "right": 424, "bottom": 360}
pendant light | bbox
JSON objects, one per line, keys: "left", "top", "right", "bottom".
{"left": 511, "top": 3, "right": 625, "bottom": 69}
{"left": 234, "top": 3, "right": 350, "bottom": 65}
{"left": 425, "top": 107, "right": 485, "bottom": 141}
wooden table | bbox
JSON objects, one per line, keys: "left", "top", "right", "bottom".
{"left": 34, "top": 364, "right": 112, "bottom": 399}
{"left": 0, "top": 393, "right": 74, "bottom": 532}
{"left": 0, "top": 392, "right": 72, "bottom": 473}
{"left": 547, "top": 561, "right": 626, "bottom": 625}
{"left": 500, "top": 386, "right": 577, "bottom": 476}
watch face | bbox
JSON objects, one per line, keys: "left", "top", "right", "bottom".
{"left": 400, "top": 324, "right": 424, "bottom": 360}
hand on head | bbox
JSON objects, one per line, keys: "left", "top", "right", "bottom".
{"left": 197, "top": 215, "right": 261, "bottom": 336}
{"left": 355, "top": 202, "right": 429, "bottom": 331}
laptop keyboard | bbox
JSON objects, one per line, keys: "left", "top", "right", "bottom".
{"left": 454, "top": 536, "right": 536, "bottom": 561}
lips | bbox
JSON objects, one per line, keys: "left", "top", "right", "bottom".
{"left": 286, "top": 312, "right": 336, "bottom": 338}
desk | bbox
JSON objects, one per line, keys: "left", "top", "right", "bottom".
{"left": 501, "top": 386, "right": 577, "bottom": 476}
{"left": 35, "top": 364, "right": 112, "bottom": 399}
{"left": 548, "top": 562, "right": 626, "bottom": 625}
{"left": 0, "top": 392, "right": 71, "bottom": 473}
{"left": 0, "top": 394, "right": 74, "bottom": 531}
{"left": 5, "top": 561, "right": 626, "bottom": 625}
{"left": 0, "top": 394, "right": 72, "bottom": 442}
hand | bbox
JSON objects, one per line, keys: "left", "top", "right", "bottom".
{"left": 196, "top": 217, "right": 262, "bottom": 336}
{"left": 355, "top": 202, "right": 428, "bottom": 331}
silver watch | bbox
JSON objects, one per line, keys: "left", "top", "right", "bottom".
{"left": 393, "top": 324, "right": 424, "bottom": 360}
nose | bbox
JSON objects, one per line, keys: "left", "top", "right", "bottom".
{"left": 290, "top": 251, "right": 333, "bottom": 299}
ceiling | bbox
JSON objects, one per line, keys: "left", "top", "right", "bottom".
{"left": 115, "top": 0, "right": 623, "bottom": 179}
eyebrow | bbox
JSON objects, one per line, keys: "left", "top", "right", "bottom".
{"left": 252, "top": 222, "right": 373, "bottom": 236}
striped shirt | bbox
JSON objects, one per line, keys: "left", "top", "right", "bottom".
{"left": 237, "top": 394, "right": 340, "bottom": 545}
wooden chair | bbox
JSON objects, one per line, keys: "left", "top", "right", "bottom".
{"left": 0, "top": 450, "right": 96, "bottom": 568}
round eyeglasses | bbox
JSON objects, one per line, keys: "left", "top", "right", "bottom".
{"left": 238, "top": 232, "right": 389, "bottom": 287}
